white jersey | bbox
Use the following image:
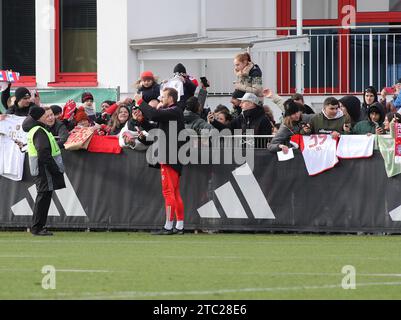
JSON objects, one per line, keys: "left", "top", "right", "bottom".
{"left": 300, "top": 135, "right": 339, "bottom": 176}
{"left": 0, "top": 115, "right": 27, "bottom": 181}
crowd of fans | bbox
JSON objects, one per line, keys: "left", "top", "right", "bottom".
{"left": 1, "top": 52, "right": 401, "bottom": 155}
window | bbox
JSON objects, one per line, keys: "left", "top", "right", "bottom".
{"left": 0, "top": 0, "right": 35, "bottom": 80}
{"left": 291, "top": 0, "right": 338, "bottom": 20}
{"left": 54, "top": 0, "right": 97, "bottom": 84}
{"left": 357, "top": 0, "right": 401, "bottom": 12}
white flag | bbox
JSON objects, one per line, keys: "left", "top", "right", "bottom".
{"left": 336, "top": 135, "right": 375, "bottom": 159}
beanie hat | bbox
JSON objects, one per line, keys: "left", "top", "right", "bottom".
{"left": 140, "top": 71, "right": 155, "bottom": 80}
{"left": 173, "top": 63, "right": 186, "bottom": 74}
{"left": 284, "top": 99, "right": 300, "bottom": 117}
{"left": 29, "top": 106, "right": 45, "bottom": 121}
{"left": 15, "top": 87, "right": 31, "bottom": 103}
{"left": 231, "top": 90, "right": 246, "bottom": 100}
{"left": 50, "top": 105, "right": 62, "bottom": 116}
{"left": 339, "top": 95, "right": 361, "bottom": 123}
{"left": 185, "top": 96, "right": 200, "bottom": 113}
{"left": 81, "top": 92, "right": 94, "bottom": 103}
{"left": 74, "top": 107, "right": 89, "bottom": 123}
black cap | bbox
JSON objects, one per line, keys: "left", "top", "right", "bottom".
{"left": 15, "top": 87, "right": 31, "bottom": 103}
{"left": 29, "top": 106, "right": 45, "bottom": 121}
{"left": 284, "top": 99, "right": 300, "bottom": 117}
{"left": 231, "top": 90, "right": 246, "bottom": 100}
{"left": 173, "top": 63, "right": 186, "bottom": 74}
{"left": 50, "top": 105, "right": 62, "bottom": 116}
{"left": 397, "top": 78, "right": 401, "bottom": 84}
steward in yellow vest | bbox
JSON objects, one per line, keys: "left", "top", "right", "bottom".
{"left": 22, "top": 106, "right": 66, "bottom": 236}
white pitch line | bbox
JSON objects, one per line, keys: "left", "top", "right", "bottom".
{"left": 56, "top": 269, "right": 110, "bottom": 273}
{"left": 0, "top": 255, "right": 56, "bottom": 258}
{"left": 228, "top": 272, "right": 401, "bottom": 277}
{"left": 0, "top": 268, "right": 111, "bottom": 273}
{"left": 54, "top": 281, "right": 401, "bottom": 299}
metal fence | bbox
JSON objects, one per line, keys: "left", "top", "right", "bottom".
{"left": 206, "top": 25, "right": 401, "bottom": 96}
{"left": 189, "top": 135, "right": 274, "bottom": 149}
{"left": 278, "top": 25, "right": 401, "bottom": 95}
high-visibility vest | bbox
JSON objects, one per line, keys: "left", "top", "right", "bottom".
{"left": 27, "top": 126, "right": 64, "bottom": 176}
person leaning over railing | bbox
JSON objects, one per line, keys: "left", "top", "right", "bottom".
{"left": 209, "top": 93, "right": 272, "bottom": 136}
{"left": 308, "top": 97, "right": 347, "bottom": 139}
{"left": 267, "top": 99, "right": 311, "bottom": 154}
{"left": 352, "top": 102, "right": 386, "bottom": 135}
{"left": 210, "top": 93, "right": 272, "bottom": 149}
{"left": 183, "top": 96, "right": 214, "bottom": 135}
{"left": 338, "top": 95, "right": 361, "bottom": 131}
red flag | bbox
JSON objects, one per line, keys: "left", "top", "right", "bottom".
{"left": 87, "top": 135, "right": 122, "bottom": 154}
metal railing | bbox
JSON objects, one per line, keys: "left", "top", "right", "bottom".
{"left": 189, "top": 135, "right": 274, "bottom": 149}
{"left": 207, "top": 25, "right": 401, "bottom": 96}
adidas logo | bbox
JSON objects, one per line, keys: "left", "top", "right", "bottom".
{"left": 389, "top": 206, "right": 401, "bottom": 222}
{"left": 197, "top": 163, "right": 276, "bottom": 220}
{"left": 11, "top": 173, "right": 87, "bottom": 217}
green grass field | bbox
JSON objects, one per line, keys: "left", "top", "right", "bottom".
{"left": 1, "top": 232, "right": 401, "bottom": 300}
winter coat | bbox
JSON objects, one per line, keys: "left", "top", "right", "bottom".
{"left": 177, "top": 77, "right": 197, "bottom": 110}
{"left": 212, "top": 106, "right": 272, "bottom": 148}
{"left": 137, "top": 82, "right": 161, "bottom": 103}
{"left": 212, "top": 106, "right": 272, "bottom": 135}
{"left": 1, "top": 83, "right": 11, "bottom": 109}
{"left": 6, "top": 102, "right": 35, "bottom": 117}
{"left": 393, "top": 91, "right": 401, "bottom": 110}
{"left": 352, "top": 103, "right": 385, "bottom": 135}
{"left": 352, "top": 120, "right": 385, "bottom": 135}
{"left": 139, "top": 101, "right": 185, "bottom": 175}
{"left": 234, "top": 63, "right": 263, "bottom": 96}
{"left": 267, "top": 122, "right": 303, "bottom": 153}
{"left": 183, "top": 110, "right": 214, "bottom": 134}
{"left": 22, "top": 117, "right": 66, "bottom": 192}
{"left": 302, "top": 104, "right": 315, "bottom": 114}
{"left": 48, "top": 120, "right": 70, "bottom": 148}
{"left": 109, "top": 122, "right": 127, "bottom": 136}
{"left": 309, "top": 110, "right": 346, "bottom": 134}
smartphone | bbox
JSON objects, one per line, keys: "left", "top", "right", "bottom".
{"left": 385, "top": 87, "right": 395, "bottom": 94}
{"left": 200, "top": 77, "right": 210, "bottom": 88}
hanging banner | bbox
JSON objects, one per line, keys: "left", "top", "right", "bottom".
{"left": 1, "top": 88, "right": 119, "bottom": 114}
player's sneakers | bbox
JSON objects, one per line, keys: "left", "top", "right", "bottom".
{"left": 151, "top": 228, "right": 174, "bottom": 235}
{"left": 173, "top": 228, "right": 184, "bottom": 235}
{"left": 32, "top": 229, "right": 53, "bottom": 236}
